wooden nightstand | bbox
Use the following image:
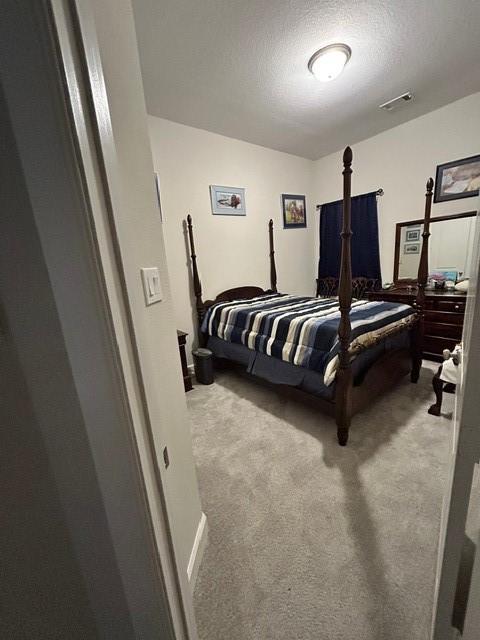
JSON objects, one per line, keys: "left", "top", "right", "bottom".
{"left": 177, "top": 330, "right": 193, "bottom": 392}
{"left": 368, "top": 288, "right": 466, "bottom": 361}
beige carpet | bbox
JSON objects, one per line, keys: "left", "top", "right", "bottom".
{"left": 187, "top": 362, "right": 452, "bottom": 640}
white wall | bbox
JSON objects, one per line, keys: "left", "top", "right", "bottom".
{"left": 312, "top": 92, "right": 480, "bottom": 283}
{"left": 149, "top": 116, "right": 315, "bottom": 358}
{"left": 77, "top": 1, "right": 204, "bottom": 636}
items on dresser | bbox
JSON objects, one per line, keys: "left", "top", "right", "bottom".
{"left": 455, "top": 279, "right": 469, "bottom": 293}
{"left": 177, "top": 330, "right": 193, "bottom": 392}
{"left": 367, "top": 288, "right": 466, "bottom": 361}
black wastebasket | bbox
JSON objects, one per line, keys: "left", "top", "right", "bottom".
{"left": 192, "top": 348, "right": 214, "bottom": 385}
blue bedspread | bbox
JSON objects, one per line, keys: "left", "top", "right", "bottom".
{"left": 201, "top": 294, "right": 415, "bottom": 375}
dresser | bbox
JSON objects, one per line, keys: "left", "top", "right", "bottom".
{"left": 367, "top": 289, "right": 467, "bottom": 361}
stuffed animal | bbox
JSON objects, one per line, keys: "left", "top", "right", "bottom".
{"left": 455, "top": 278, "right": 469, "bottom": 293}
{"left": 443, "top": 346, "right": 461, "bottom": 365}
{"left": 428, "top": 344, "right": 462, "bottom": 416}
{"left": 441, "top": 344, "right": 462, "bottom": 385}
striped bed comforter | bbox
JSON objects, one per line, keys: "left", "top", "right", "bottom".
{"left": 201, "top": 293, "right": 415, "bottom": 376}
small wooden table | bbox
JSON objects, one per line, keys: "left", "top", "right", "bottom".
{"left": 177, "top": 330, "right": 193, "bottom": 392}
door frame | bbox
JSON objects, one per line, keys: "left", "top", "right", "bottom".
{"left": 431, "top": 207, "right": 480, "bottom": 639}
{"left": 49, "top": 1, "right": 197, "bottom": 637}
{"left": 1, "top": 1, "right": 194, "bottom": 637}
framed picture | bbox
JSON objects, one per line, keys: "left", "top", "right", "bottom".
{"left": 434, "top": 154, "right": 480, "bottom": 203}
{"left": 210, "top": 185, "right": 246, "bottom": 215}
{"left": 405, "top": 228, "right": 420, "bottom": 242}
{"left": 282, "top": 194, "right": 306, "bottom": 228}
{"left": 404, "top": 243, "right": 420, "bottom": 254}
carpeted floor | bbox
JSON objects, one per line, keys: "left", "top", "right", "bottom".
{"left": 187, "top": 362, "right": 453, "bottom": 640}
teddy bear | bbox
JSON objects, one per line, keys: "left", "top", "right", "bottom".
{"left": 428, "top": 344, "right": 462, "bottom": 416}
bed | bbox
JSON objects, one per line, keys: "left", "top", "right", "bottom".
{"left": 186, "top": 147, "right": 433, "bottom": 445}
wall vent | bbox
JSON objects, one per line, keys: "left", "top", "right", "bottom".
{"left": 379, "top": 92, "right": 413, "bottom": 112}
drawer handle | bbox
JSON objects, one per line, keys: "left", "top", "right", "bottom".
{"left": 454, "top": 304, "right": 460, "bottom": 310}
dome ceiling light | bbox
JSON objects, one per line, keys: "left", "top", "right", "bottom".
{"left": 308, "top": 43, "right": 352, "bottom": 82}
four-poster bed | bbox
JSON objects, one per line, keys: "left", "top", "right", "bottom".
{"left": 186, "top": 147, "right": 433, "bottom": 445}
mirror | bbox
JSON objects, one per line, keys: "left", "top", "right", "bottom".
{"left": 394, "top": 211, "right": 477, "bottom": 282}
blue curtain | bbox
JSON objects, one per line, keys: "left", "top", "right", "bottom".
{"left": 318, "top": 192, "right": 382, "bottom": 283}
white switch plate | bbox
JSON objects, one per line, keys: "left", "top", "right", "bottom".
{"left": 141, "top": 267, "right": 163, "bottom": 306}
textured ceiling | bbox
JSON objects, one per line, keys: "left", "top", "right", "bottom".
{"left": 132, "top": 0, "right": 480, "bottom": 160}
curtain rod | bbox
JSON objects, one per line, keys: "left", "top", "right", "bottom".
{"left": 316, "top": 188, "right": 384, "bottom": 211}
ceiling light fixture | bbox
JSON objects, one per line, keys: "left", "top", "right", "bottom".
{"left": 308, "top": 43, "right": 351, "bottom": 82}
{"left": 379, "top": 91, "right": 414, "bottom": 111}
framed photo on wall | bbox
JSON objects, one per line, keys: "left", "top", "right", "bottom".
{"left": 210, "top": 185, "right": 246, "bottom": 215}
{"left": 282, "top": 194, "right": 306, "bottom": 228}
{"left": 404, "top": 243, "right": 420, "bottom": 254}
{"left": 434, "top": 154, "right": 480, "bottom": 203}
{"left": 405, "top": 228, "right": 420, "bottom": 242}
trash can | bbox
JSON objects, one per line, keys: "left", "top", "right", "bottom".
{"left": 192, "top": 348, "right": 214, "bottom": 385}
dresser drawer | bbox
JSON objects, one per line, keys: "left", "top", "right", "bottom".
{"left": 367, "top": 291, "right": 466, "bottom": 361}
{"left": 424, "top": 335, "right": 458, "bottom": 356}
{"left": 424, "top": 321, "right": 463, "bottom": 340}
{"left": 425, "top": 297, "right": 465, "bottom": 314}
{"left": 424, "top": 310, "right": 464, "bottom": 325}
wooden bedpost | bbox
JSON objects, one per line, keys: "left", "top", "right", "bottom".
{"left": 334, "top": 146, "right": 353, "bottom": 446}
{"left": 186, "top": 214, "right": 207, "bottom": 338}
{"left": 411, "top": 177, "right": 433, "bottom": 382}
{"left": 268, "top": 219, "right": 278, "bottom": 293}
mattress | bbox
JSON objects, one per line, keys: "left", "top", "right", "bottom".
{"left": 207, "top": 329, "right": 411, "bottom": 401}
{"left": 202, "top": 293, "right": 416, "bottom": 382}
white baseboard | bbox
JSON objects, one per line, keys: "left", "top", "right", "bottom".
{"left": 187, "top": 512, "right": 208, "bottom": 591}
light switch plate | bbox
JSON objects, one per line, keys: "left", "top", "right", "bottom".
{"left": 141, "top": 267, "right": 162, "bottom": 306}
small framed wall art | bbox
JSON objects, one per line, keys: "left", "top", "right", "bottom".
{"left": 210, "top": 185, "right": 246, "bottom": 215}
{"left": 282, "top": 194, "right": 306, "bottom": 228}
{"left": 405, "top": 228, "right": 420, "bottom": 242}
{"left": 404, "top": 243, "right": 420, "bottom": 254}
{"left": 434, "top": 154, "right": 480, "bottom": 203}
